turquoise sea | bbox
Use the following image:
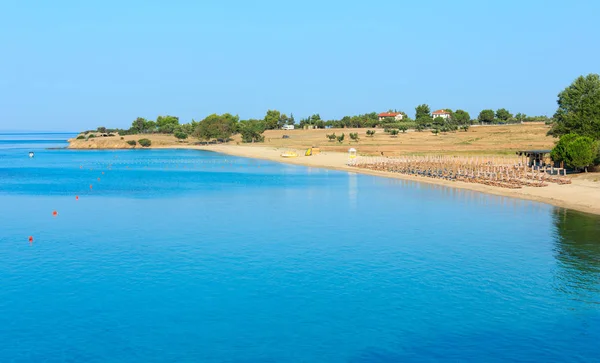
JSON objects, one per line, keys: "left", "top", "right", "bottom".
{"left": 1, "top": 133, "right": 599, "bottom": 362}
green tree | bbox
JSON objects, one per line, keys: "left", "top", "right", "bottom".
{"left": 263, "top": 110, "right": 281, "bottom": 130}
{"left": 144, "top": 120, "right": 156, "bottom": 133}
{"left": 478, "top": 109, "right": 495, "bottom": 123}
{"left": 238, "top": 119, "right": 266, "bottom": 143}
{"left": 515, "top": 113, "right": 527, "bottom": 122}
{"left": 415, "top": 104, "right": 431, "bottom": 120}
{"left": 131, "top": 117, "right": 147, "bottom": 133}
{"left": 398, "top": 125, "right": 408, "bottom": 133}
{"left": 97, "top": 126, "right": 107, "bottom": 133}
{"left": 549, "top": 74, "right": 600, "bottom": 139}
{"left": 433, "top": 116, "right": 445, "bottom": 127}
{"left": 156, "top": 115, "right": 179, "bottom": 133}
{"left": 453, "top": 110, "right": 471, "bottom": 125}
{"left": 496, "top": 108, "right": 512, "bottom": 122}
{"left": 550, "top": 134, "right": 579, "bottom": 164}
{"left": 194, "top": 113, "right": 239, "bottom": 140}
{"left": 566, "top": 136, "right": 598, "bottom": 171}
{"left": 390, "top": 129, "right": 399, "bottom": 137}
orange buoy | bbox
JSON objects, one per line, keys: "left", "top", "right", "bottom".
{"left": 28, "top": 236, "right": 33, "bottom": 242}
{"left": 76, "top": 195, "right": 79, "bottom": 200}
{"left": 90, "top": 184, "right": 93, "bottom": 189}
{"left": 52, "top": 210, "right": 58, "bottom": 217}
{"left": 97, "top": 177, "right": 101, "bottom": 181}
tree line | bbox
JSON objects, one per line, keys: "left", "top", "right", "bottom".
{"left": 92, "top": 105, "right": 550, "bottom": 144}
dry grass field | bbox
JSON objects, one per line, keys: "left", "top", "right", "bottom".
{"left": 255, "top": 123, "right": 555, "bottom": 156}
{"left": 70, "top": 123, "right": 556, "bottom": 157}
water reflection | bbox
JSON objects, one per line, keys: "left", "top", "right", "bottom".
{"left": 552, "top": 209, "right": 600, "bottom": 304}
{"left": 348, "top": 172, "right": 358, "bottom": 208}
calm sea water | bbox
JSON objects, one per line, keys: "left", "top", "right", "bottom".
{"left": 1, "top": 133, "right": 599, "bottom": 362}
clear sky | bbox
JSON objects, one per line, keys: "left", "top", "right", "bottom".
{"left": 0, "top": 0, "right": 598, "bottom": 131}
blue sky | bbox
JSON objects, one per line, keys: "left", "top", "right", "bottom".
{"left": 0, "top": 0, "right": 598, "bottom": 131}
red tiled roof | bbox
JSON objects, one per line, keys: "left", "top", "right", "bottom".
{"left": 378, "top": 112, "right": 401, "bottom": 117}
{"left": 432, "top": 109, "right": 450, "bottom": 115}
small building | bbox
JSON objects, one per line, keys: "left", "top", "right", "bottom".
{"left": 282, "top": 125, "right": 295, "bottom": 130}
{"left": 378, "top": 112, "right": 404, "bottom": 122}
{"left": 516, "top": 150, "right": 552, "bottom": 167}
{"left": 432, "top": 109, "right": 452, "bottom": 119}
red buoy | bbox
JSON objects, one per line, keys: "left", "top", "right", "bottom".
{"left": 76, "top": 195, "right": 79, "bottom": 200}
{"left": 52, "top": 210, "right": 58, "bottom": 217}
{"left": 97, "top": 177, "right": 101, "bottom": 181}
{"left": 90, "top": 184, "right": 93, "bottom": 189}
{"left": 28, "top": 236, "right": 33, "bottom": 242}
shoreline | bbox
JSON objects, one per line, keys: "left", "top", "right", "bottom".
{"left": 182, "top": 144, "right": 600, "bottom": 216}
{"left": 67, "top": 142, "right": 600, "bottom": 216}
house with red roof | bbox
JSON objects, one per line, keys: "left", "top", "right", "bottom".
{"left": 431, "top": 109, "right": 452, "bottom": 119}
{"left": 377, "top": 112, "right": 404, "bottom": 122}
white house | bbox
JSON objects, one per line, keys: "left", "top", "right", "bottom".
{"left": 431, "top": 109, "right": 452, "bottom": 119}
{"left": 282, "top": 124, "right": 295, "bottom": 130}
{"left": 378, "top": 112, "right": 404, "bottom": 122}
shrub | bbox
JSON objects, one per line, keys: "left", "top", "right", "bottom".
{"left": 127, "top": 140, "right": 137, "bottom": 146}
{"left": 390, "top": 129, "right": 399, "bottom": 137}
{"left": 326, "top": 133, "right": 336, "bottom": 142}
{"left": 398, "top": 125, "right": 408, "bottom": 133}
{"left": 138, "top": 138, "right": 152, "bottom": 147}
{"left": 87, "top": 134, "right": 96, "bottom": 138}
{"left": 120, "top": 136, "right": 124, "bottom": 140}
{"left": 349, "top": 132, "right": 359, "bottom": 142}
{"left": 336, "top": 133, "right": 345, "bottom": 143}
{"left": 432, "top": 128, "right": 439, "bottom": 136}
{"left": 461, "top": 125, "right": 470, "bottom": 132}
{"left": 175, "top": 132, "right": 188, "bottom": 140}
{"left": 76, "top": 135, "right": 85, "bottom": 140}
{"left": 566, "top": 136, "right": 598, "bottom": 171}
{"left": 366, "top": 130, "right": 376, "bottom": 137}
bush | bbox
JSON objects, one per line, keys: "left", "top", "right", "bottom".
{"left": 76, "top": 135, "right": 85, "bottom": 140}
{"left": 127, "top": 140, "right": 137, "bottom": 146}
{"left": 551, "top": 133, "right": 599, "bottom": 170}
{"left": 326, "top": 133, "right": 336, "bottom": 142}
{"left": 87, "top": 134, "right": 96, "bottom": 138}
{"left": 120, "top": 136, "right": 124, "bottom": 140}
{"left": 566, "top": 136, "right": 598, "bottom": 171}
{"left": 138, "top": 138, "right": 152, "bottom": 147}
{"left": 349, "top": 132, "right": 359, "bottom": 142}
{"left": 336, "top": 133, "right": 345, "bottom": 143}
{"left": 175, "top": 132, "right": 188, "bottom": 140}
{"left": 366, "top": 130, "right": 375, "bottom": 137}
{"left": 398, "top": 125, "right": 408, "bottom": 133}
{"left": 390, "top": 129, "right": 399, "bottom": 137}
